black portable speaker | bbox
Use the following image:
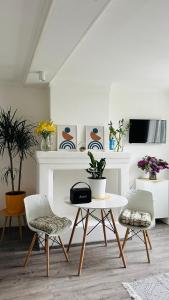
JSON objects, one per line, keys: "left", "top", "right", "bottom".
{"left": 70, "top": 182, "right": 91, "bottom": 204}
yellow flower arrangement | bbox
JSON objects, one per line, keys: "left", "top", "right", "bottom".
{"left": 35, "top": 121, "right": 56, "bottom": 138}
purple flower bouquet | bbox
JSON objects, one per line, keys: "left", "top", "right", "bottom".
{"left": 137, "top": 155, "right": 169, "bottom": 180}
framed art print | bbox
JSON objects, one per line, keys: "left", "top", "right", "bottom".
{"left": 57, "top": 125, "right": 77, "bottom": 151}
{"left": 86, "top": 126, "right": 104, "bottom": 150}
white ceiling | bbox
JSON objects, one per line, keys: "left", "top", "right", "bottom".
{"left": 27, "top": 0, "right": 110, "bottom": 84}
{"left": 0, "top": 0, "right": 52, "bottom": 83}
{"left": 1, "top": 0, "right": 169, "bottom": 88}
{"left": 56, "top": 0, "right": 169, "bottom": 88}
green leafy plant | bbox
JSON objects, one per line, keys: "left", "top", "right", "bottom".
{"left": 108, "top": 119, "right": 129, "bottom": 151}
{"left": 86, "top": 151, "right": 106, "bottom": 179}
{"left": 0, "top": 108, "right": 38, "bottom": 193}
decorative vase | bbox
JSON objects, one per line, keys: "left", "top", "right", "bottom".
{"left": 40, "top": 135, "right": 51, "bottom": 151}
{"left": 114, "top": 136, "right": 123, "bottom": 152}
{"left": 109, "top": 138, "right": 115, "bottom": 150}
{"left": 149, "top": 171, "right": 157, "bottom": 180}
{"left": 88, "top": 178, "right": 106, "bottom": 199}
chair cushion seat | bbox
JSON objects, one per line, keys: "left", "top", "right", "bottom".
{"left": 30, "top": 214, "right": 72, "bottom": 235}
{"left": 119, "top": 208, "right": 152, "bottom": 228}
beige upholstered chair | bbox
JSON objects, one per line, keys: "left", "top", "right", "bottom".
{"left": 24, "top": 194, "right": 72, "bottom": 276}
{"left": 119, "top": 189, "right": 154, "bottom": 263}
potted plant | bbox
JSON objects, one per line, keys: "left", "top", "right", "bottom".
{"left": 108, "top": 119, "right": 129, "bottom": 151}
{"left": 35, "top": 120, "right": 56, "bottom": 151}
{"left": 0, "top": 108, "right": 37, "bottom": 214}
{"left": 86, "top": 151, "right": 106, "bottom": 199}
{"left": 137, "top": 155, "right": 169, "bottom": 180}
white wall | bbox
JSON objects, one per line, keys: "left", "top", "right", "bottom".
{"left": 50, "top": 79, "right": 110, "bottom": 148}
{"left": 50, "top": 80, "right": 169, "bottom": 189}
{"left": 0, "top": 84, "right": 49, "bottom": 217}
{"left": 49, "top": 79, "right": 126, "bottom": 242}
{"left": 109, "top": 84, "right": 169, "bottom": 187}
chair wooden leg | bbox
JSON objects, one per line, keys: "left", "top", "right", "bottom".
{"left": 78, "top": 209, "right": 89, "bottom": 276}
{"left": 67, "top": 208, "right": 81, "bottom": 253}
{"left": 9, "top": 216, "right": 12, "bottom": 228}
{"left": 146, "top": 230, "right": 152, "bottom": 250}
{"left": 45, "top": 234, "right": 49, "bottom": 277}
{"left": 143, "top": 230, "right": 150, "bottom": 263}
{"left": 101, "top": 209, "right": 107, "bottom": 246}
{"left": 24, "top": 233, "right": 37, "bottom": 267}
{"left": 18, "top": 216, "right": 22, "bottom": 240}
{"left": 109, "top": 210, "right": 126, "bottom": 268}
{"left": 119, "top": 228, "right": 129, "bottom": 257}
{"left": 23, "top": 215, "right": 27, "bottom": 228}
{"left": 58, "top": 236, "right": 69, "bottom": 262}
{"left": 1, "top": 216, "right": 8, "bottom": 241}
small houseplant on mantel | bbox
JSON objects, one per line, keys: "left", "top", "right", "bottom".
{"left": 86, "top": 151, "right": 106, "bottom": 199}
{"left": 0, "top": 108, "right": 37, "bottom": 214}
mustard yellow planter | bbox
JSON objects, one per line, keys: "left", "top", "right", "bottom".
{"left": 5, "top": 191, "right": 26, "bottom": 214}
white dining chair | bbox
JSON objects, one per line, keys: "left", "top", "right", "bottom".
{"left": 119, "top": 189, "right": 154, "bottom": 263}
{"left": 24, "top": 194, "right": 72, "bottom": 276}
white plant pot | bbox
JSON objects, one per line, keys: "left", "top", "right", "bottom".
{"left": 88, "top": 178, "right": 106, "bottom": 199}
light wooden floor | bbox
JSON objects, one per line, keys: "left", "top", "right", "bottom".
{"left": 0, "top": 223, "right": 169, "bottom": 300}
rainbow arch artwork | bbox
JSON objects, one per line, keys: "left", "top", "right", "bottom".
{"left": 57, "top": 125, "right": 77, "bottom": 151}
{"left": 59, "top": 140, "right": 76, "bottom": 150}
{"left": 86, "top": 126, "right": 104, "bottom": 151}
{"left": 88, "top": 141, "right": 103, "bottom": 150}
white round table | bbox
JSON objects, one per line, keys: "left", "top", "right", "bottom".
{"left": 66, "top": 193, "right": 128, "bottom": 275}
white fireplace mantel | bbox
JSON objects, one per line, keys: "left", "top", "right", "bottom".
{"left": 36, "top": 151, "right": 130, "bottom": 205}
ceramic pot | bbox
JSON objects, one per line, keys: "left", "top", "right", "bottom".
{"left": 88, "top": 178, "right": 106, "bottom": 199}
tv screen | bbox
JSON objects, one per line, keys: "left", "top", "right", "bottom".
{"left": 129, "top": 119, "right": 166, "bottom": 143}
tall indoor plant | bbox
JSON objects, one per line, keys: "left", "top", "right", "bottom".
{"left": 0, "top": 108, "right": 37, "bottom": 213}
{"left": 86, "top": 151, "right": 106, "bottom": 199}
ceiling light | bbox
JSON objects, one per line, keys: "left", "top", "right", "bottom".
{"left": 39, "top": 71, "right": 46, "bottom": 82}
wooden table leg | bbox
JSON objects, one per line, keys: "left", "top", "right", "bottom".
{"left": 101, "top": 209, "right": 107, "bottom": 246}
{"left": 18, "top": 216, "right": 22, "bottom": 240}
{"left": 78, "top": 209, "right": 89, "bottom": 276}
{"left": 67, "top": 208, "right": 81, "bottom": 253}
{"left": 1, "top": 216, "right": 8, "bottom": 241}
{"left": 24, "top": 233, "right": 37, "bottom": 267}
{"left": 143, "top": 230, "right": 150, "bottom": 263}
{"left": 109, "top": 210, "right": 126, "bottom": 268}
{"left": 45, "top": 234, "right": 49, "bottom": 277}
{"left": 58, "top": 236, "right": 69, "bottom": 262}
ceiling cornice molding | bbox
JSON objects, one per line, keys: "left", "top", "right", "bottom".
{"left": 0, "top": 80, "right": 49, "bottom": 90}
{"left": 49, "top": 78, "right": 111, "bottom": 91}
{"left": 22, "top": 0, "right": 55, "bottom": 84}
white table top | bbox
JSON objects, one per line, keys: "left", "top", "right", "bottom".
{"left": 66, "top": 193, "right": 128, "bottom": 209}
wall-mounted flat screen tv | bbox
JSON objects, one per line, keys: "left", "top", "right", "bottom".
{"left": 129, "top": 119, "right": 166, "bottom": 143}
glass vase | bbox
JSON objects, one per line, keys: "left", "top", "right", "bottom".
{"left": 40, "top": 135, "right": 51, "bottom": 151}
{"left": 114, "top": 136, "right": 123, "bottom": 152}
{"left": 109, "top": 138, "right": 116, "bottom": 150}
{"left": 149, "top": 171, "right": 157, "bottom": 180}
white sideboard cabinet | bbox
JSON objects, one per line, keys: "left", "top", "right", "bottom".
{"left": 136, "top": 179, "right": 169, "bottom": 224}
